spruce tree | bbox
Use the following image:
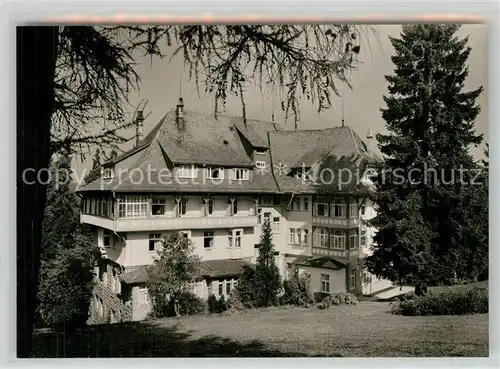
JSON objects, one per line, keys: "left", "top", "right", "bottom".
{"left": 83, "top": 148, "right": 102, "bottom": 185}
{"left": 254, "top": 219, "right": 282, "bottom": 307}
{"left": 366, "top": 25, "right": 485, "bottom": 286}
{"left": 38, "top": 150, "right": 100, "bottom": 329}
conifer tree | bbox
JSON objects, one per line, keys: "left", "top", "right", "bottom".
{"left": 38, "top": 151, "right": 99, "bottom": 329}
{"left": 83, "top": 148, "right": 102, "bottom": 185}
{"left": 366, "top": 25, "right": 485, "bottom": 285}
{"left": 254, "top": 219, "right": 282, "bottom": 306}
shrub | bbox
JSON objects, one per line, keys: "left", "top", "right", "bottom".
{"left": 313, "top": 292, "right": 330, "bottom": 303}
{"left": 207, "top": 294, "right": 229, "bottom": 314}
{"left": 280, "top": 274, "right": 314, "bottom": 308}
{"left": 317, "top": 292, "right": 358, "bottom": 309}
{"left": 390, "top": 286, "right": 488, "bottom": 316}
{"left": 166, "top": 292, "right": 207, "bottom": 317}
{"left": 227, "top": 290, "right": 246, "bottom": 312}
{"left": 235, "top": 265, "right": 259, "bottom": 308}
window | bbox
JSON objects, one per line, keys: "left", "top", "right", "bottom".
{"left": 177, "top": 164, "right": 197, "bottom": 179}
{"left": 204, "top": 231, "right": 214, "bottom": 248}
{"left": 152, "top": 197, "right": 166, "bottom": 216}
{"left": 331, "top": 197, "right": 346, "bottom": 218}
{"left": 176, "top": 198, "right": 187, "bottom": 217}
{"left": 102, "top": 167, "right": 114, "bottom": 179}
{"left": 349, "top": 229, "right": 358, "bottom": 250}
{"left": 227, "top": 198, "right": 238, "bottom": 215}
{"left": 103, "top": 230, "right": 112, "bottom": 248}
{"left": 263, "top": 212, "right": 271, "bottom": 224}
{"left": 255, "top": 161, "right": 266, "bottom": 169}
{"left": 255, "top": 149, "right": 266, "bottom": 155}
{"left": 272, "top": 217, "right": 280, "bottom": 232}
{"left": 349, "top": 202, "right": 358, "bottom": 219}
{"left": 118, "top": 196, "right": 148, "bottom": 218}
{"left": 207, "top": 199, "right": 214, "bottom": 215}
{"left": 315, "top": 228, "right": 328, "bottom": 247}
{"left": 303, "top": 229, "right": 309, "bottom": 245}
{"left": 360, "top": 227, "right": 367, "bottom": 247}
{"left": 350, "top": 269, "right": 357, "bottom": 289}
{"left": 304, "top": 196, "right": 309, "bottom": 211}
{"left": 149, "top": 233, "right": 161, "bottom": 252}
{"left": 360, "top": 205, "right": 366, "bottom": 216}
{"left": 291, "top": 196, "right": 301, "bottom": 211}
{"left": 206, "top": 167, "right": 224, "bottom": 179}
{"left": 218, "top": 282, "right": 223, "bottom": 296}
{"left": 289, "top": 228, "right": 304, "bottom": 244}
{"left": 107, "top": 200, "right": 114, "bottom": 218}
{"left": 321, "top": 274, "right": 330, "bottom": 293}
{"left": 226, "top": 280, "right": 231, "bottom": 295}
{"left": 227, "top": 230, "right": 233, "bottom": 248}
{"left": 234, "top": 230, "right": 242, "bottom": 248}
{"left": 230, "top": 168, "right": 249, "bottom": 180}
{"left": 111, "top": 270, "right": 117, "bottom": 293}
{"left": 313, "top": 196, "right": 328, "bottom": 216}
{"left": 331, "top": 229, "right": 346, "bottom": 250}
{"left": 261, "top": 196, "right": 273, "bottom": 206}
{"left": 208, "top": 283, "right": 213, "bottom": 296}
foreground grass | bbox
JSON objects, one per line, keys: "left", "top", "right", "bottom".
{"left": 31, "top": 302, "right": 488, "bottom": 357}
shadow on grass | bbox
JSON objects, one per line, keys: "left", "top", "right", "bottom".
{"left": 30, "top": 320, "right": 314, "bottom": 358}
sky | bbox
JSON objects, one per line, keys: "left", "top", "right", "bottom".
{"left": 73, "top": 24, "right": 489, "bottom": 175}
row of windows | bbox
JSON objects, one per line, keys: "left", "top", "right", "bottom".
{"left": 208, "top": 279, "right": 238, "bottom": 297}
{"left": 314, "top": 228, "right": 359, "bottom": 250}
{"left": 177, "top": 165, "right": 250, "bottom": 181}
{"left": 148, "top": 229, "right": 244, "bottom": 252}
{"left": 313, "top": 197, "right": 363, "bottom": 218}
{"left": 289, "top": 228, "right": 309, "bottom": 245}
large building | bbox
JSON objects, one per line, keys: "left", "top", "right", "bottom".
{"left": 78, "top": 98, "right": 392, "bottom": 323}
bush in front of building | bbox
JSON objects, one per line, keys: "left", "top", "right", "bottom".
{"left": 147, "top": 231, "right": 201, "bottom": 318}
{"left": 166, "top": 291, "right": 207, "bottom": 317}
{"left": 390, "top": 286, "right": 488, "bottom": 316}
{"left": 280, "top": 274, "right": 314, "bottom": 308}
{"left": 37, "top": 244, "right": 96, "bottom": 331}
{"left": 317, "top": 292, "right": 358, "bottom": 309}
{"left": 313, "top": 292, "right": 331, "bottom": 303}
{"left": 207, "top": 294, "right": 228, "bottom": 314}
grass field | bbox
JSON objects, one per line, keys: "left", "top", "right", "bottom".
{"left": 31, "top": 301, "right": 488, "bottom": 358}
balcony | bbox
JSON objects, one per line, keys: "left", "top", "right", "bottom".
{"left": 312, "top": 247, "right": 359, "bottom": 259}
{"left": 312, "top": 216, "right": 359, "bottom": 228}
{"left": 81, "top": 213, "right": 258, "bottom": 232}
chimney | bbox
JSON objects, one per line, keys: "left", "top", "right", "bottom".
{"left": 176, "top": 97, "right": 185, "bottom": 130}
{"left": 366, "top": 129, "right": 374, "bottom": 157}
{"left": 135, "top": 110, "right": 144, "bottom": 147}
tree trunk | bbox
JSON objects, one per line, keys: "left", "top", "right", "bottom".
{"left": 17, "top": 26, "right": 58, "bottom": 357}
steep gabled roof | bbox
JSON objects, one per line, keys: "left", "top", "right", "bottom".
{"left": 232, "top": 118, "right": 280, "bottom": 148}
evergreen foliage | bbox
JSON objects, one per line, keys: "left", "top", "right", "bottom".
{"left": 236, "top": 219, "right": 282, "bottom": 307}
{"left": 366, "top": 25, "right": 487, "bottom": 286}
{"left": 146, "top": 231, "right": 201, "bottom": 317}
{"left": 38, "top": 151, "right": 99, "bottom": 329}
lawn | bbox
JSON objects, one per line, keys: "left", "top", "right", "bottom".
{"left": 31, "top": 301, "right": 488, "bottom": 357}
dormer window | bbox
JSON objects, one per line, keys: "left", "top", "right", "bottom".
{"left": 255, "top": 161, "right": 266, "bottom": 169}
{"left": 230, "top": 168, "right": 249, "bottom": 181}
{"left": 177, "top": 164, "right": 198, "bottom": 179}
{"left": 102, "top": 167, "right": 114, "bottom": 179}
{"left": 206, "top": 167, "right": 224, "bottom": 180}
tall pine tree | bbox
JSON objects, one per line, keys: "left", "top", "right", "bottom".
{"left": 366, "top": 25, "right": 485, "bottom": 286}
{"left": 254, "top": 219, "right": 282, "bottom": 306}
{"left": 83, "top": 148, "right": 102, "bottom": 185}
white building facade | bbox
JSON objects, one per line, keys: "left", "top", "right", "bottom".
{"left": 79, "top": 100, "right": 392, "bottom": 322}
